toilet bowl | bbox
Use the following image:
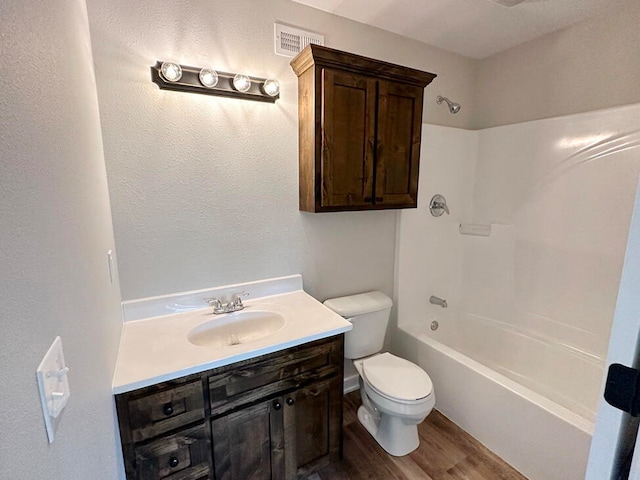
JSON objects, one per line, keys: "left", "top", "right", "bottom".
{"left": 354, "top": 352, "right": 435, "bottom": 456}
{"left": 323, "top": 291, "right": 436, "bottom": 457}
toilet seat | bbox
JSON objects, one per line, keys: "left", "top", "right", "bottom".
{"left": 361, "top": 353, "right": 433, "bottom": 403}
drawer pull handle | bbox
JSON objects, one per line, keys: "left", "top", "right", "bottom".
{"left": 273, "top": 401, "right": 282, "bottom": 411}
{"left": 286, "top": 397, "right": 295, "bottom": 406}
{"left": 168, "top": 457, "right": 180, "bottom": 468}
{"left": 163, "top": 403, "right": 174, "bottom": 416}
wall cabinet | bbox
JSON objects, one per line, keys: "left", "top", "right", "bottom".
{"left": 290, "top": 45, "right": 436, "bottom": 212}
{"left": 115, "top": 335, "right": 344, "bottom": 480}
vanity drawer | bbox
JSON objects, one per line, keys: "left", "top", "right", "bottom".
{"left": 128, "top": 381, "right": 205, "bottom": 443}
{"left": 209, "top": 338, "right": 339, "bottom": 413}
{"left": 133, "top": 423, "right": 210, "bottom": 480}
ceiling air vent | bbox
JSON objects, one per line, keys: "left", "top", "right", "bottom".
{"left": 274, "top": 23, "right": 324, "bottom": 58}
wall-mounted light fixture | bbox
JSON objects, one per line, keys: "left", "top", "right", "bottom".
{"left": 151, "top": 61, "right": 280, "bottom": 103}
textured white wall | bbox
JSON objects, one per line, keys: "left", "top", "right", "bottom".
{"left": 474, "top": 1, "right": 640, "bottom": 129}
{"left": 85, "top": 0, "right": 476, "bottom": 302}
{"left": 0, "top": 1, "right": 123, "bottom": 478}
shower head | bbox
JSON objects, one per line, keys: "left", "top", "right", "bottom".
{"left": 436, "top": 95, "right": 461, "bottom": 114}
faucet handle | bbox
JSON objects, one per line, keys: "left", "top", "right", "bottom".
{"left": 231, "top": 292, "right": 249, "bottom": 308}
{"left": 204, "top": 297, "right": 224, "bottom": 313}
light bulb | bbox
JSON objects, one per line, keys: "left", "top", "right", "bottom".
{"left": 233, "top": 74, "right": 251, "bottom": 93}
{"left": 160, "top": 62, "right": 182, "bottom": 82}
{"left": 262, "top": 79, "right": 280, "bottom": 97}
{"left": 199, "top": 68, "right": 219, "bottom": 88}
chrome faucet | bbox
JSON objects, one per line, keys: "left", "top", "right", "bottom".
{"left": 205, "top": 292, "right": 249, "bottom": 314}
{"left": 230, "top": 292, "right": 249, "bottom": 310}
{"left": 429, "top": 295, "right": 448, "bottom": 308}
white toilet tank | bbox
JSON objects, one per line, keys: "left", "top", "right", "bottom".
{"left": 323, "top": 291, "right": 393, "bottom": 359}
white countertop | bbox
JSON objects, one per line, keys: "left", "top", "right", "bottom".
{"left": 113, "top": 288, "right": 352, "bottom": 394}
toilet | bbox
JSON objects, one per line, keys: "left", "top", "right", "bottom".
{"left": 324, "top": 291, "right": 435, "bottom": 457}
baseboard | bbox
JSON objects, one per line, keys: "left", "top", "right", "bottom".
{"left": 343, "top": 373, "right": 359, "bottom": 394}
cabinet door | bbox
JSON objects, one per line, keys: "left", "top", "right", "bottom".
{"left": 321, "top": 69, "right": 377, "bottom": 208}
{"left": 283, "top": 377, "right": 343, "bottom": 479}
{"left": 375, "top": 80, "right": 424, "bottom": 207}
{"left": 211, "top": 398, "right": 284, "bottom": 480}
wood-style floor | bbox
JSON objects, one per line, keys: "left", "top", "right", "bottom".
{"left": 310, "top": 391, "right": 528, "bottom": 480}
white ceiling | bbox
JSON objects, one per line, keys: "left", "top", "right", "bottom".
{"left": 290, "top": 0, "right": 633, "bottom": 59}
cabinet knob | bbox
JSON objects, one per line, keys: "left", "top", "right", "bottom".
{"left": 162, "top": 403, "right": 174, "bottom": 416}
{"left": 286, "top": 397, "right": 295, "bottom": 406}
{"left": 273, "top": 401, "right": 282, "bottom": 410}
{"left": 168, "top": 457, "right": 180, "bottom": 468}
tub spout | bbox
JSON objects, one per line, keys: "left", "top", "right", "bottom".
{"left": 429, "top": 296, "right": 448, "bottom": 308}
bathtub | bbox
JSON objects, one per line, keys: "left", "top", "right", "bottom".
{"left": 397, "top": 312, "right": 597, "bottom": 480}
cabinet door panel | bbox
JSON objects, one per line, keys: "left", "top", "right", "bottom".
{"left": 376, "top": 80, "right": 423, "bottom": 207}
{"left": 321, "top": 69, "right": 376, "bottom": 208}
{"left": 211, "top": 399, "right": 283, "bottom": 480}
{"left": 283, "top": 377, "right": 343, "bottom": 479}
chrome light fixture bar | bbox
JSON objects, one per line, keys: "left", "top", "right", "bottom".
{"left": 151, "top": 61, "right": 280, "bottom": 103}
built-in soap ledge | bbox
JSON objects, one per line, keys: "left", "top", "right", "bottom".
{"left": 459, "top": 224, "right": 492, "bottom": 236}
{"left": 121, "top": 274, "right": 303, "bottom": 322}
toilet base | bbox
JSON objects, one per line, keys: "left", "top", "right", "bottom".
{"left": 357, "top": 405, "right": 420, "bottom": 457}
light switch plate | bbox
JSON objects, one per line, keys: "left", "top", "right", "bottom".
{"left": 36, "top": 336, "right": 70, "bottom": 443}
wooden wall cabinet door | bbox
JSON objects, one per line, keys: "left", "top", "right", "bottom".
{"left": 321, "top": 69, "right": 376, "bottom": 208}
{"left": 375, "top": 80, "right": 424, "bottom": 207}
{"left": 291, "top": 44, "right": 436, "bottom": 212}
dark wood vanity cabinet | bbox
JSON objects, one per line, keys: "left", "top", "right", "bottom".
{"left": 115, "top": 335, "right": 344, "bottom": 480}
{"left": 211, "top": 376, "right": 341, "bottom": 480}
{"left": 290, "top": 45, "right": 436, "bottom": 212}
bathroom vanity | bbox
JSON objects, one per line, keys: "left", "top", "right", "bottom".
{"left": 112, "top": 275, "right": 351, "bottom": 480}
{"left": 116, "top": 335, "right": 343, "bottom": 480}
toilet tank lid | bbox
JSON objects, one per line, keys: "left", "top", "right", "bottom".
{"left": 323, "top": 291, "right": 393, "bottom": 317}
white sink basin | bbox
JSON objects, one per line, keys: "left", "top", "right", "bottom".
{"left": 188, "top": 310, "right": 286, "bottom": 348}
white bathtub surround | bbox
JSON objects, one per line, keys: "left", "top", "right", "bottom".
{"left": 113, "top": 275, "right": 351, "bottom": 393}
{"left": 393, "top": 103, "right": 640, "bottom": 480}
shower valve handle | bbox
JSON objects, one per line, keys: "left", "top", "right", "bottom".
{"left": 429, "top": 194, "right": 450, "bottom": 217}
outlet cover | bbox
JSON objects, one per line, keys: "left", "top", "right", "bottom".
{"left": 36, "top": 336, "right": 70, "bottom": 443}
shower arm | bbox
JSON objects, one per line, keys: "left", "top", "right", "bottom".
{"left": 436, "top": 95, "right": 461, "bottom": 114}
